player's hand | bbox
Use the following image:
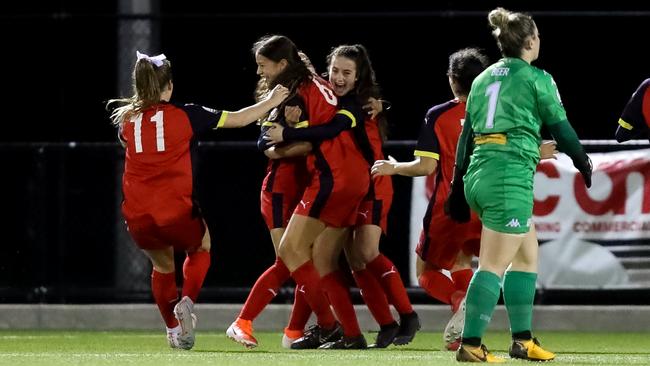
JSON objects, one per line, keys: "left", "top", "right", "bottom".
{"left": 539, "top": 140, "right": 558, "bottom": 160}
{"left": 264, "top": 123, "right": 285, "bottom": 144}
{"left": 575, "top": 155, "right": 592, "bottom": 188}
{"left": 267, "top": 85, "right": 290, "bottom": 106}
{"left": 444, "top": 180, "right": 470, "bottom": 223}
{"left": 363, "top": 97, "right": 383, "bottom": 119}
{"left": 371, "top": 155, "right": 398, "bottom": 177}
{"left": 284, "top": 105, "right": 302, "bottom": 124}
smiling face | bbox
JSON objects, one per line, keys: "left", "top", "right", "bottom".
{"left": 255, "top": 53, "right": 286, "bottom": 84}
{"left": 328, "top": 55, "right": 357, "bottom": 97}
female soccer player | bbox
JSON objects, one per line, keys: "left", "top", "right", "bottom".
{"left": 108, "top": 51, "right": 288, "bottom": 350}
{"left": 447, "top": 8, "right": 591, "bottom": 362}
{"left": 226, "top": 35, "right": 341, "bottom": 349}
{"left": 268, "top": 44, "right": 419, "bottom": 349}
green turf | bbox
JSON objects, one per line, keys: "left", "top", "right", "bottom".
{"left": 0, "top": 330, "right": 648, "bottom": 366}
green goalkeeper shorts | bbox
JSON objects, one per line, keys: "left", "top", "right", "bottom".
{"left": 463, "top": 151, "right": 535, "bottom": 234}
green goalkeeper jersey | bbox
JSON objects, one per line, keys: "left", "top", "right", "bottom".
{"left": 466, "top": 57, "right": 567, "bottom": 165}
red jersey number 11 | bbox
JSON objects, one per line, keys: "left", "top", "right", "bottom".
{"left": 129, "top": 110, "right": 166, "bottom": 153}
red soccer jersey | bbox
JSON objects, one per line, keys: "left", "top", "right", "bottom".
{"left": 417, "top": 99, "right": 465, "bottom": 205}
{"left": 120, "top": 102, "right": 225, "bottom": 227}
{"left": 259, "top": 76, "right": 339, "bottom": 228}
{"left": 297, "top": 91, "right": 370, "bottom": 227}
{"left": 364, "top": 117, "right": 393, "bottom": 199}
{"left": 415, "top": 99, "right": 481, "bottom": 269}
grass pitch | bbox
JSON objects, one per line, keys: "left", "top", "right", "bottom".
{"left": 0, "top": 330, "right": 648, "bottom": 366}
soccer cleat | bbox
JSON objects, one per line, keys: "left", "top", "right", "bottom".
{"left": 282, "top": 327, "right": 304, "bottom": 349}
{"left": 456, "top": 343, "right": 505, "bottom": 363}
{"left": 226, "top": 317, "right": 258, "bottom": 349}
{"left": 393, "top": 311, "right": 421, "bottom": 345}
{"left": 173, "top": 296, "right": 197, "bottom": 350}
{"left": 166, "top": 325, "right": 183, "bottom": 349}
{"left": 509, "top": 337, "right": 556, "bottom": 361}
{"left": 368, "top": 322, "right": 399, "bottom": 348}
{"left": 290, "top": 323, "right": 343, "bottom": 349}
{"left": 319, "top": 334, "right": 367, "bottom": 350}
{"left": 443, "top": 297, "right": 465, "bottom": 351}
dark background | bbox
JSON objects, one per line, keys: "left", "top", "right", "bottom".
{"left": 2, "top": 1, "right": 649, "bottom": 304}
{"left": 3, "top": 1, "right": 650, "bottom": 142}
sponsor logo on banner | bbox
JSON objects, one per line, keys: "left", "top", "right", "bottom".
{"left": 534, "top": 149, "right": 650, "bottom": 288}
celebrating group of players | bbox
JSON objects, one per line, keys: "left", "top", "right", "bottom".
{"left": 108, "top": 5, "right": 649, "bottom": 363}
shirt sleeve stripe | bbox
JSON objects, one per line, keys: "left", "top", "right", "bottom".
{"left": 618, "top": 118, "right": 634, "bottom": 130}
{"left": 336, "top": 109, "right": 356, "bottom": 128}
{"left": 216, "top": 111, "right": 229, "bottom": 128}
{"left": 414, "top": 150, "right": 440, "bottom": 159}
{"left": 294, "top": 121, "right": 309, "bottom": 128}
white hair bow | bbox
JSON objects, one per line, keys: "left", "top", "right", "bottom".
{"left": 136, "top": 51, "right": 167, "bottom": 67}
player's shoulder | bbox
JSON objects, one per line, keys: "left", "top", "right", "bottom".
{"left": 425, "top": 99, "right": 460, "bottom": 123}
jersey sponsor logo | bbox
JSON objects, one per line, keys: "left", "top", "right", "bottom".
{"left": 491, "top": 67, "right": 509, "bottom": 76}
{"left": 505, "top": 218, "right": 521, "bottom": 228}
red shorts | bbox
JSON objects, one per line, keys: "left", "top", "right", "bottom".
{"left": 260, "top": 190, "right": 303, "bottom": 230}
{"left": 260, "top": 158, "right": 309, "bottom": 229}
{"left": 355, "top": 175, "right": 393, "bottom": 232}
{"left": 294, "top": 174, "right": 369, "bottom": 228}
{"left": 125, "top": 212, "right": 205, "bottom": 251}
{"left": 416, "top": 205, "right": 481, "bottom": 270}
{"left": 355, "top": 195, "right": 392, "bottom": 233}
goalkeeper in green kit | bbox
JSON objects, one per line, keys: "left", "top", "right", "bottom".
{"left": 446, "top": 7, "right": 592, "bottom": 363}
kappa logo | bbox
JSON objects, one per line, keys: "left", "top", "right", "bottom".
{"left": 505, "top": 218, "right": 521, "bottom": 228}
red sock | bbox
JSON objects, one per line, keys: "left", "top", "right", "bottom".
{"left": 451, "top": 268, "right": 474, "bottom": 293}
{"left": 366, "top": 254, "right": 413, "bottom": 314}
{"left": 291, "top": 261, "right": 336, "bottom": 329}
{"left": 321, "top": 271, "right": 361, "bottom": 337}
{"left": 287, "top": 285, "right": 312, "bottom": 331}
{"left": 239, "top": 258, "right": 290, "bottom": 320}
{"left": 181, "top": 251, "right": 211, "bottom": 302}
{"left": 151, "top": 270, "right": 179, "bottom": 328}
{"left": 353, "top": 269, "right": 394, "bottom": 326}
{"left": 418, "top": 269, "right": 455, "bottom": 304}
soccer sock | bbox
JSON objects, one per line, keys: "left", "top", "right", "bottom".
{"left": 353, "top": 269, "right": 394, "bottom": 326}
{"left": 462, "top": 270, "right": 502, "bottom": 341}
{"left": 451, "top": 268, "right": 474, "bottom": 293}
{"left": 321, "top": 271, "right": 362, "bottom": 337}
{"left": 287, "top": 285, "right": 312, "bottom": 331}
{"left": 291, "top": 261, "right": 336, "bottom": 329}
{"left": 366, "top": 254, "right": 413, "bottom": 314}
{"left": 418, "top": 269, "right": 455, "bottom": 305}
{"left": 181, "top": 251, "right": 211, "bottom": 303}
{"left": 451, "top": 269, "right": 473, "bottom": 313}
{"left": 503, "top": 271, "right": 537, "bottom": 336}
{"left": 151, "top": 270, "right": 179, "bottom": 328}
{"left": 239, "top": 258, "right": 290, "bottom": 321}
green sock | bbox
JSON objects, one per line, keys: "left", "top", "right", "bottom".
{"left": 462, "top": 270, "right": 502, "bottom": 339}
{"left": 503, "top": 271, "right": 537, "bottom": 335}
